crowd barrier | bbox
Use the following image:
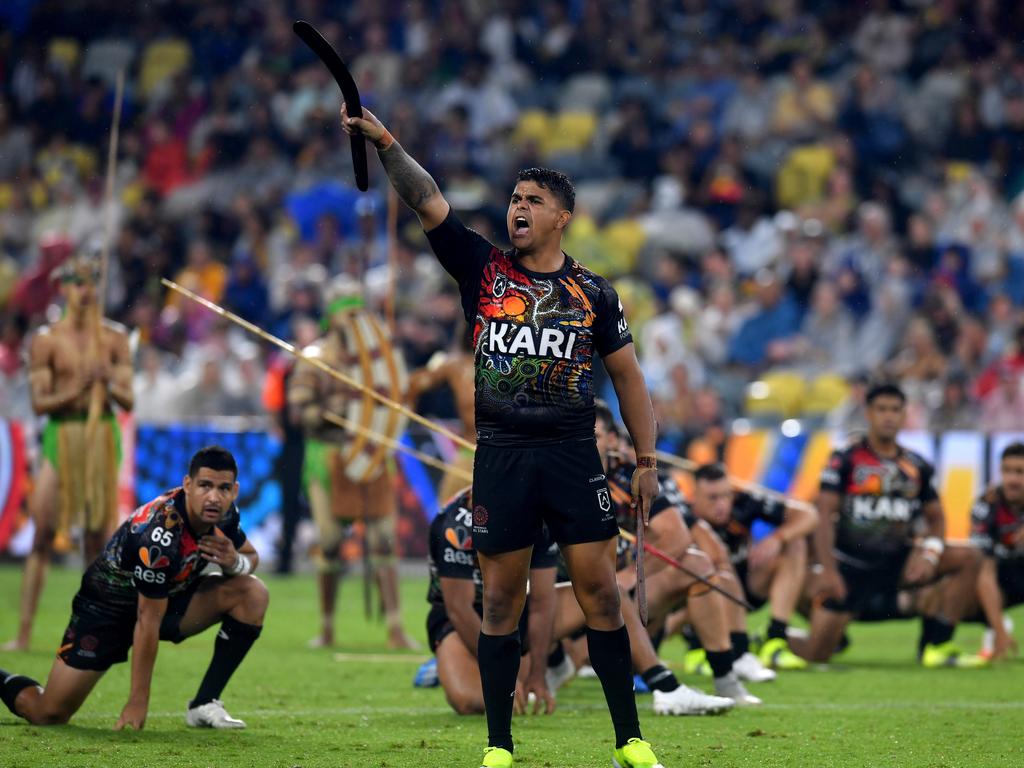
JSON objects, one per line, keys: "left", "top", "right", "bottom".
{"left": 1, "top": 418, "right": 1021, "bottom": 557}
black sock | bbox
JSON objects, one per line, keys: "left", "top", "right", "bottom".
{"left": 587, "top": 625, "right": 641, "bottom": 749}
{"left": 920, "top": 615, "right": 955, "bottom": 653}
{"left": 706, "top": 649, "right": 734, "bottom": 680}
{"left": 767, "top": 618, "right": 788, "bottom": 641}
{"left": 547, "top": 642, "right": 566, "bottom": 668}
{"left": 191, "top": 616, "right": 262, "bottom": 708}
{"left": 478, "top": 631, "right": 520, "bottom": 752}
{"left": 0, "top": 670, "right": 39, "bottom": 716}
{"left": 641, "top": 664, "right": 679, "bottom": 693}
{"left": 682, "top": 625, "right": 703, "bottom": 651}
{"left": 730, "top": 631, "right": 750, "bottom": 658}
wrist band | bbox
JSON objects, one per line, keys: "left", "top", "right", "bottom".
{"left": 637, "top": 453, "right": 657, "bottom": 469}
{"left": 921, "top": 550, "right": 940, "bottom": 567}
{"left": 230, "top": 553, "right": 253, "bottom": 576}
{"left": 375, "top": 129, "right": 395, "bottom": 151}
{"left": 921, "top": 537, "right": 945, "bottom": 557}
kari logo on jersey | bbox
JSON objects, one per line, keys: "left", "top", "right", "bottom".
{"left": 850, "top": 496, "right": 913, "bottom": 522}
{"left": 486, "top": 322, "right": 578, "bottom": 360}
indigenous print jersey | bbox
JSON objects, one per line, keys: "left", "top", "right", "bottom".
{"left": 426, "top": 211, "right": 632, "bottom": 445}
{"left": 680, "top": 490, "right": 786, "bottom": 564}
{"left": 970, "top": 486, "right": 1024, "bottom": 561}
{"left": 427, "top": 489, "right": 558, "bottom": 612}
{"left": 78, "top": 487, "right": 247, "bottom": 616}
{"left": 605, "top": 463, "right": 679, "bottom": 571}
{"left": 819, "top": 439, "right": 937, "bottom": 567}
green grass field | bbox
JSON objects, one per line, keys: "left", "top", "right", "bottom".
{"left": 1, "top": 564, "right": 1021, "bottom": 768}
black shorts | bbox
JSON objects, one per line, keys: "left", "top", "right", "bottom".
{"left": 58, "top": 578, "right": 205, "bottom": 672}
{"left": 733, "top": 560, "right": 768, "bottom": 612}
{"left": 821, "top": 551, "right": 910, "bottom": 620}
{"left": 425, "top": 601, "right": 530, "bottom": 654}
{"left": 966, "top": 559, "right": 1024, "bottom": 623}
{"left": 472, "top": 439, "right": 617, "bottom": 555}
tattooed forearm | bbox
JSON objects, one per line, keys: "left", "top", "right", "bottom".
{"left": 377, "top": 141, "right": 440, "bottom": 212}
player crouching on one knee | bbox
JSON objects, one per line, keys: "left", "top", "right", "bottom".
{"left": 789, "top": 383, "right": 985, "bottom": 668}
{"left": 426, "top": 488, "right": 560, "bottom": 716}
{"left": 592, "top": 402, "right": 762, "bottom": 706}
{"left": 679, "top": 463, "right": 817, "bottom": 673}
{"left": 0, "top": 446, "right": 268, "bottom": 730}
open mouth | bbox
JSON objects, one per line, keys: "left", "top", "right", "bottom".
{"left": 512, "top": 215, "right": 530, "bottom": 238}
{"left": 202, "top": 505, "right": 221, "bottom": 517}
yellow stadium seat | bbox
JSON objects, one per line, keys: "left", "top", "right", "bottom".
{"left": 513, "top": 110, "right": 552, "bottom": 146}
{"left": 140, "top": 38, "right": 192, "bottom": 97}
{"left": 544, "top": 111, "right": 598, "bottom": 155}
{"left": 746, "top": 372, "right": 808, "bottom": 418}
{"left": 48, "top": 38, "right": 80, "bottom": 73}
{"left": 776, "top": 144, "right": 835, "bottom": 209}
{"left": 803, "top": 374, "right": 851, "bottom": 415}
{"left": 600, "top": 218, "right": 646, "bottom": 276}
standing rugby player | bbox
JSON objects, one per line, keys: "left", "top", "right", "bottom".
{"left": 342, "top": 105, "right": 664, "bottom": 768}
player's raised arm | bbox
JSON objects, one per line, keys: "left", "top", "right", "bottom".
{"left": 340, "top": 103, "right": 450, "bottom": 230}
{"left": 116, "top": 594, "right": 167, "bottom": 730}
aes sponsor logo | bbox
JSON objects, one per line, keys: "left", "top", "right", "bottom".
{"left": 134, "top": 565, "right": 167, "bottom": 584}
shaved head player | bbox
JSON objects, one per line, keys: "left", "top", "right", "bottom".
{"left": 341, "top": 105, "right": 664, "bottom": 768}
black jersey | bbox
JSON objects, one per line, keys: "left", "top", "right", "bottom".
{"left": 970, "top": 486, "right": 1024, "bottom": 561}
{"left": 426, "top": 211, "right": 632, "bottom": 446}
{"left": 427, "top": 489, "right": 558, "bottom": 613}
{"left": 819, "top": 439, "right": 938, "bottom": 567}
{"left": 604, "top": 463, "right": 679, "bottom": 571}
{"left": 77, "top": 487, "right": 247, "bottom": 617}
{"left": 681, "top": 490, "right": 786, "bottom": 565}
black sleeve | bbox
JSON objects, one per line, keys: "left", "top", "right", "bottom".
{"left": 424, "top": 210, "right": 495, "bottom": 321}
{"left": 818, "top": 450, "right": 847, "bottom": 495}
{"left": 918, "top": 460, "right": 939, "bottom": 505}
{"left": 969, "top": 498, "right": 996, "bottom": 556}
{"left": 218, "top": 507, "right": 248, "bottom": 550}
{"left": 733, "top": 491, "right": 786, "bottom": 528}
{"left": 679, "top": 501, "right": 698, "bottom": 530}
{"left": 592, "top": 280, "right": 633, "bottom": 358}
{"left": 126, "top": 523, "right": 179, "bottom": 599}
{"left": 650, "top": 471, "right": 686, "bottom": 519}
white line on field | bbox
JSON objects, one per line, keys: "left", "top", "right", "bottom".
{"left": 59, "top": 699, "right": 1024, "bottom": 723}
{"left": 333, "top": 652, "right": 431, "bottom": 663}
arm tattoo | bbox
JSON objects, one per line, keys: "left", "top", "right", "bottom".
{"left": 377, "top": 141, "right": 440, "bottom": 212}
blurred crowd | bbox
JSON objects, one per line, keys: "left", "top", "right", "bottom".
{"left": 2, "top": 0, "right": 1024, "bottom": 456}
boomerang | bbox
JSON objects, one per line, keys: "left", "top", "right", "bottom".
{"left": 294, "top": 20, "right": 369, "bottom": 191}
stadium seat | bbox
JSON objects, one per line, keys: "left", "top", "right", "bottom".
{"left": 559, "top": 73, "right": 612, "bottom": 112}
{"left": 82, "top": 39, "right": 135, "bottom": 87}
{"left": 513, "top": 110, "right": 552, "bottom": 146}
{"left": 803, "top": 374, "right": 851, "bottom": 416}
{"left": 600, "top": 218, "right": 646, "bottom": 275}
{"left": 140, "top": 38, "right": 192, "bottom": 97}
{"left": 775, "top": 144, "right": 836, "bottom": 209}
{"left": 746, "top": 372, "right": 808, "bottom": 419}
{"left": 47, "top": 38, "right": 80, "bottom": 75}
{"left": 544, "top": 111, "right": 598, "bottom": 155}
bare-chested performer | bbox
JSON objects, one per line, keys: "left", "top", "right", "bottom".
{"left": 5, "top": 253, "right": 133, "bottom": 651}
{"left": 288, "top": 277, "right": 418, "bottom": 649}
{"left": 408, "top": 327, "right": 475, "bottom": 502}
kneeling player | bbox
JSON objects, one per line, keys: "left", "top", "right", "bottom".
{"left": 0, "top": 446, "right": 268, "bottom": 729}
{"left": 595, "top": 405, "right": 763, "bottom": 704}
{"left": 429, "top": 487, "right": 734, "bottom": 716}
{"left": 790, "top": 383, "right": 984, "bottom": 667}
{"left": 427, "top": 489, "right": 560, "bottom": 716}
{"left": 682, "top": 463, "right": 817, "bottom": 671}
{"left": 967, "top": 442, "right": 1024, "bottom": 660}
